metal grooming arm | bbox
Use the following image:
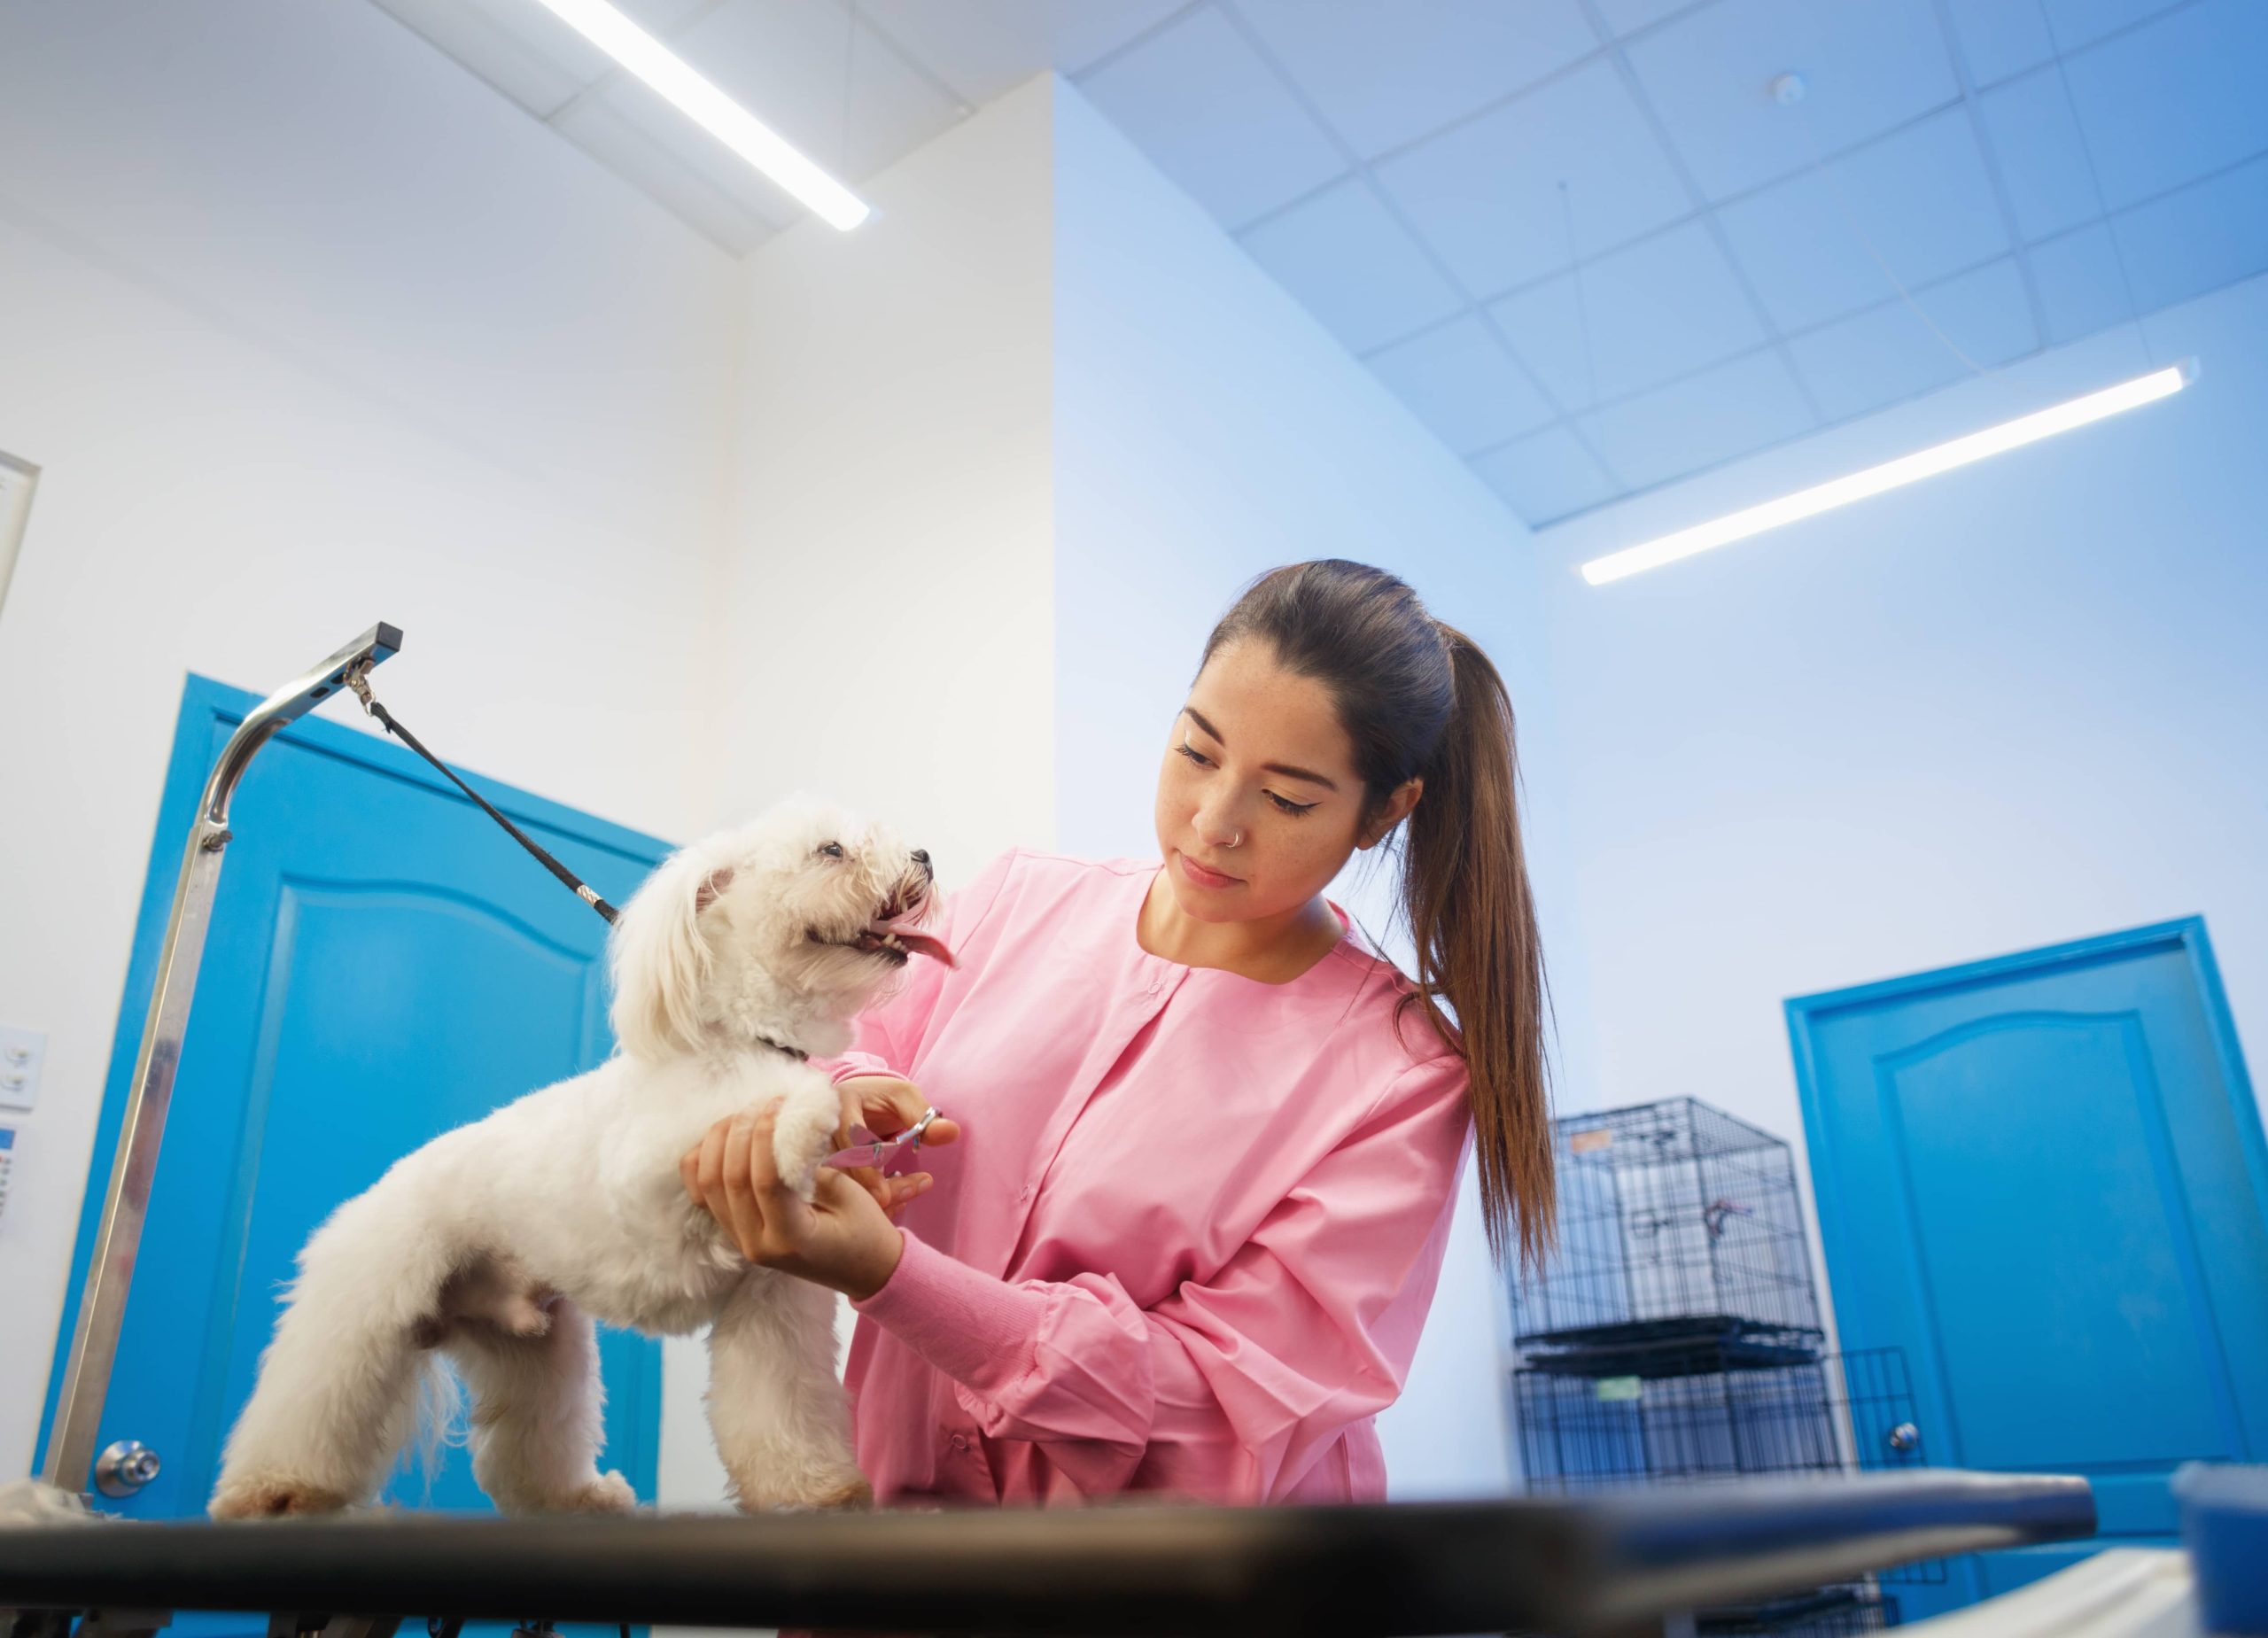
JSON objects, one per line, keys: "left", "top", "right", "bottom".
{"left": 41, "top": 625, "right": 404, "bottom": 1499}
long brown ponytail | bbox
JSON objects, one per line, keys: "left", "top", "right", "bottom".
{"left": 1200, "top": 560, "right": 1555, "bottom": 1269}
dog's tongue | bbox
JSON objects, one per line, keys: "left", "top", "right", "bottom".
{"left": 882, "top": 915, "right": 955, "bottom": 966}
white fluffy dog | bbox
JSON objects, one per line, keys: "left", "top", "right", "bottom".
{"left": 208, "top": 796, "right": 951, "bottom": 1520}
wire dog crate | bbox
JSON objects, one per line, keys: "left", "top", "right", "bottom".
{"left": 1514, "top": 1347, "right": 1926, "bottom": 1492}
{"left": 1513, "top": 1098, "right": 1823, "bottom": 1353}
{"left": 1509, "top": 1100, "right": 1938, "bottom": 1625}
{"left": 1697, "top": 1587, "right": 1901, "bottom": 1634}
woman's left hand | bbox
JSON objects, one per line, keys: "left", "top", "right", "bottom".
{"left": 680, "top": 1104, "right": 924, "bottom": 1300}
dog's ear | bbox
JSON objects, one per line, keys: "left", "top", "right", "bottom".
{"left": 609, "top": 846, "right": 724, "bottom": 1061}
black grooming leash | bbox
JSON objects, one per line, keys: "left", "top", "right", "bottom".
{"left": 344, "top": 663, "right": 619, "bottom": 925}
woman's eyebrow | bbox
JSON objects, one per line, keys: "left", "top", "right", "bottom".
{"left": 1181, "top": 707, "right": 1341, "bottom": 791}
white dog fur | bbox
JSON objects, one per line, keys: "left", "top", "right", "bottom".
{"left": 207, "top": 795, "right": 948, "bottom": 1520}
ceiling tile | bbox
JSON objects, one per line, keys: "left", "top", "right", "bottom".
{"left": 367, "top": 0, "right": 610, "bottom": 116}
{"left": 1939, "top": 0, "right": 2055, "bottom": 88}
{"left": 663, "top": 0, "right": 963, "bottom": 187}
{"left": 1785, "top": 258, "right": 2037, "bottom": 422}
{"left": 850, "top": 0, "right": 1044, "bottom": 106}
{"left": 1239, "top": 179, "right": 1465, "bottom": 353}
{"left": 1938, "top": 1, "right": 2189, "bottom": 94}
{"left": 1234, "top": 0, "right": 1597, "bottom": 159}
{"left": 1717, "top": 105, "right": 2010, "bottom": 331}
{"left": 1625, "top": 0, "right": 1961, "bottom": 201}
{"left": 858, "top": 0, "right": 1190, "bottom": 107}
{"left": 614, "top": 0, "right": 725, "bottom": 36}
{"left": 1371, "top": 55, "right": 1690, "bottom": 297}
{"left": 550, "top": 91, "right": 783, "bottom": 251}
{"left": 1365, "top": 315, "right": 1557, "bottom": 453}
{"left": 1575, "top": 347, "right": 1815, "bottom": 490}
{"left": 2108, "top": 146, "right": 2268, "bottom": 313}
{"left": 1594, "top": 0, "right": 1711, "bottom": 37}
{"left": 1977, "top": 66, "right": 2101, "bottom": 243}
{"left": 1472, "top": 424, "right": 1620, "bottom": 524}
{"left": 1076, "top": 5, "right": 1348, "bottom": 228}
{"left": 2026, "top": 221, "right": 2136, "bottom": 345}
{"left": 1047, "top": 0, "right": 1201, "bottom": 73}
{"left": 1489, "top": 220, "right": 1767, "bottom": 407}
{"left": 2041, "top": 0, "right": 2191, "bottom": 53}
{"left": 2059, "top": 0, "right": 2268, "bottom": 213}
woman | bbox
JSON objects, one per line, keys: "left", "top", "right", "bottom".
{"left": 682, "top": 558, "right": 1552, "bottom": 1506}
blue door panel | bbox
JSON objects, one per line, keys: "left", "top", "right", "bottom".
{"left": 1876, "top": 1013, "right": 2232, "bottom": 1484}
{"left": 38, "top": 677, "right": 674, "bottom": 1561}
{"left": 1790, "top": 920, "right": 2267, "bottom": 1619}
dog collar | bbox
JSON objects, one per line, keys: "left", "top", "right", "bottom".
{"left": 756, "top": 1033, "right": 808, "bottom": 1062}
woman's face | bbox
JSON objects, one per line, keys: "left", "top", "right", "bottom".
{"left": 1153, "top": 639, "right": 1412, "bottom": 926}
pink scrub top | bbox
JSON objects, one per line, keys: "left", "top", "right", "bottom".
{"left": 812, "top": 847, "right": 1475, "bottom": 1508}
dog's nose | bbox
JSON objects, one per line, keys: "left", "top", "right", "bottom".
{"left": 912, "top": 849, "right": 932, "bottom": 877}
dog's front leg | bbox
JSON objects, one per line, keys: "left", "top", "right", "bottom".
{"left": 705, "top": 1272, "right": 869, "bottom": 1510}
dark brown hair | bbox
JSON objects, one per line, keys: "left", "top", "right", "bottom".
{"left": 1200, "top": 560, "right": 1554, "bottom": 1269}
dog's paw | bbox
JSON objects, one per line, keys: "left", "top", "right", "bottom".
{"left": 769, "top": 1080, "right": 847, "bottom": 1200}
{"left": 566, "top": 1470, "right": 639, "bottom": 1514}
{"left": 730, "top": 1465, "right": 872, "bottom": 1513}
{"left": 209, "top": 1474, "right": 355, "bottom": 1520}
{"left": 813, "top": 1470, "right": 873, "bottom": 1510}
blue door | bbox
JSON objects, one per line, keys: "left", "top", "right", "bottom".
{"left": 1789, "top": 920, "right": 2268, "bottom": 1618}
{"left": 36, "top": 676, "right": 673, "bottom": 1581}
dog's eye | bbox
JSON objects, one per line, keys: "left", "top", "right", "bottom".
{"left": 817, "top": 842, "right": 845, "bottom": 859}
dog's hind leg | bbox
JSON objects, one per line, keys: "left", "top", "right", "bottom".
{"left": 706, "top": 1273, "right": 868, "bottom": 1511}
{"left": 210, "top": 1197, "right": 445, "bottom": 1518}
{"left": 443, "top": 1297, "right": 635, "bottom": 1516}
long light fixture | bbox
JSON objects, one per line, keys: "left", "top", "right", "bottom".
{"left": 529, "top": 0, "right": 870, "bottom": 230}
{"left": 1581, "top": 359, "right": 2195, "bottom": 586}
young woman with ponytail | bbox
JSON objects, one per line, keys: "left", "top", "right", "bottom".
{"left": 682, "top": 559, "right": 1554, "bottom": 1507}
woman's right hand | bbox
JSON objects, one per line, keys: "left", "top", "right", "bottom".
{"left": 835, "top": 1076, "right": 960, "bottom": 1220}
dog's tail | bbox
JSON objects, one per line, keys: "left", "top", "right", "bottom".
{"left": 407, "top": 1351, "right": 469, "bottom": 1499}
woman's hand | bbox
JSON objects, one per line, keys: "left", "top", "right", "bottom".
{"left": 827, "top": 1075, "right": 959, "bottom": 1223}
{"left": 680, "top": 1101, "right": 913, "bottom": 1300}
{"left": 835, "top": 1075, "right": 960, "bottom": 1157}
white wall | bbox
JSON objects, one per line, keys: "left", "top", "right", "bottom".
{"left": 0, "top": 0, "right": 738, "bottom": 1479}
{"left": 661, "top": 76, "right": 1060, "bottom": 1514}
{"left": 671, "top": 76, "right": 1570, "bottom": 1507}
{"left": 1537, "top": 271, "right": 2268, "bottom": 1335}
{"left": 706, "top": 76, "right": 1057, "bottom": 866}
{"left": 1050, "top": 80, "right": 1580, "bottom": 1499}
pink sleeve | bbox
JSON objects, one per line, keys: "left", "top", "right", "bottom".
{"left": 807, "top": 848, "right": 1019, "bottom": 1087}
{"left": 849, "top": 1052, "right": 1473, "bottom": 1500}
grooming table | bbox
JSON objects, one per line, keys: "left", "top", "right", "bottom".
{"left": 0, "top": 1469, "right": 2093, "bottom": 1637}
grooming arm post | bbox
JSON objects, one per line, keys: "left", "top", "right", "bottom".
{"left": 42, "top": 625, "right": 403, "bottom": 1497}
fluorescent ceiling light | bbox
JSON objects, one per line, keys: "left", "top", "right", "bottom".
{"left": 1581, "top": 360, "right": 2195, "bottom": 586}
{"left": 529, "top": 0, "right": 870, "bottom": 230}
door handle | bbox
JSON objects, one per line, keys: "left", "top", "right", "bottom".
{"left": 93, "top": 1439, "right": 160, "bottom": 1497}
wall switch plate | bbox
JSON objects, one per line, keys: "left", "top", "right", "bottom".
{"left": 0, "top": 1024, "right": 45, "bottom": 1110}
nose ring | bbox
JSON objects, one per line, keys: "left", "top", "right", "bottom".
{"left": 1226, "top": 830, "right": 1243, "bottom": 848}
